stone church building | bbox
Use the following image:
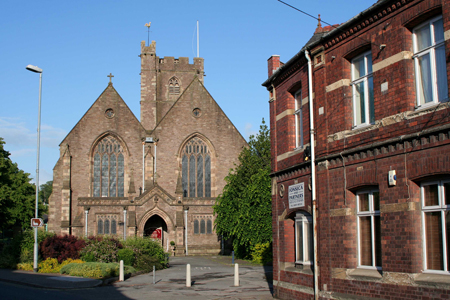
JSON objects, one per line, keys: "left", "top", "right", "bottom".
{"left": 48, "top": 40, "right": 247, "bottom": 255}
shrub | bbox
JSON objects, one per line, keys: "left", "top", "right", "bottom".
{"left": 19, "top": 248, "right": 34, "bottom": 264}
{"left": 0, "top": 237, "right": 22, "bottom": 268}
{"left": 20, "top": 230, "right": 55, "bottom": 262}
{"left": 38, "top": 258, "right": 59, "bottom": 273}
{"left": 60, "top": 262, "right": 135, "bottom": 279}
{"left": 118, "top": 248, "right": 135, "bottom": 266}
{"left": 17, "top": 262, "right": 33, "bottom": 271}
{"left": 123, "top": 237, "right": 166, "bottom": 268}
{"left": 0, "top": 251, "right": 18, "bottom": 269}
{"left": 81, "top": 252, "right": 96, "bottom": 262}
{"left": 40, "top": 235, "right": 85, "bottom": 263}
{"left": 250, "top": 242, "right": 272, "bottom": 265}
{"left": 38, "top": 257, "right": 85, "bottom": 273}
{"left": 0, "top": 230, "right": 54, "bottom": 268}
{"left": 79, "top": 236, "right": 123, "bottom": 263}
{"left": 134, "top": 254, "right": 163, "bottom": 272}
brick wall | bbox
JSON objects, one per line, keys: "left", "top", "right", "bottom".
{"left": 264, "top": 0, "right": 450, "bottom": 298}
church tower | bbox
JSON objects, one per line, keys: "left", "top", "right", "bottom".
{"left": 139, "top": 40, "right": 204, "bottom": 130}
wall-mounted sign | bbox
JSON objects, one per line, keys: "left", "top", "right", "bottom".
{"left": 288, "top": 182, "right": 304, "bottom": 209}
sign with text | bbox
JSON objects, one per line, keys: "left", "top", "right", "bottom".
{"left": 288, "top": 182, "right": 304, "bottom": 209}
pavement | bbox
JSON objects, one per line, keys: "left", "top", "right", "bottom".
{"left": 0, "top": 255, "right": 274, "bottom": 299}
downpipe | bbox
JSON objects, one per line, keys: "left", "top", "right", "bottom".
{"left": 305, "top": 50, "right": 318, "bottom": 300}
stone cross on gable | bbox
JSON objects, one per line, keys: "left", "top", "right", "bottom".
{"left": 107, "top": 73, "right": 114, "bottom": 83}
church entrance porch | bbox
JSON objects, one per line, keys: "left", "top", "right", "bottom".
{"left": 143, "top": 215, "right": 168, "bottom": 250}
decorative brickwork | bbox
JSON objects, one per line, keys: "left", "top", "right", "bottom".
{"left": 264, "top": 0, "right": 450, "bottom": 298}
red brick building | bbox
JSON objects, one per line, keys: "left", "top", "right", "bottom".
{"left": 48, "top": 39, "right": 246, "bottom": 255}
{"left": 263, "top": 0, "right": 450, "bottom": 298}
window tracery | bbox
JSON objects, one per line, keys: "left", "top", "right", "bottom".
{"left": 93, "top": 135, "right": 125, "bottom": 197}
{"left": 181, "top": 137, "right": 211, "bottom": 197}
{"left": 169, "top": 77, "right": 180, "bottom": 94}
{"left": 97, "top": 215, "right": 118, "bottom": 235}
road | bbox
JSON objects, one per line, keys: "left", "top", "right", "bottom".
{"left": 1, "top": 256, "right": 274, "bottom": 300}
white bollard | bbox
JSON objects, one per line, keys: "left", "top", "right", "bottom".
{"left": 234, "top": 263, "right": 239, "bottom": 286}
{"left": 153, "top": 265, "right": 155, "bottom": 284}
{"left": 119, "top": 260, "right": 124, "bottom": 282}
{"left": 186, "top": 263, "right": 191, "bottom": 287}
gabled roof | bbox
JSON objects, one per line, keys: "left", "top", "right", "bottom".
{"left": 60, "top": 83, "right": 145, "bottom": 145}
{"left": 262, "top": 0, "right": 389, "bottom": 87}
{"left": 152, "top": 76, "right": 247, "bottom": 143}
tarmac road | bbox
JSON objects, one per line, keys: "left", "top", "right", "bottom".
{"left": 0, "top": 255, "right": 274, "bottom": 300}
{"left": 113, "top": 255, "right": 274, "bottom": 299}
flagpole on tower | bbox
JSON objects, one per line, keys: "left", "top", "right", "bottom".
{"left": 145, "top": 22, "right": 151, "bottom": 46}
{"left": 197, "top": 20, "right": 199, "bottom": 58}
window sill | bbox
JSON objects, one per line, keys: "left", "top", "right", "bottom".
{"left": 285, "top": 266, "right": 313, "bottom": 275}
{"left": 283, "top": 262, "right": 313, "bottom": 275}
{"left": 415, "top": 272, "right": 450, "bottom": 286}
{"left": 349, "top": 268, "right": 382, "bottom": 279}
{"left": 352, "top": 123, "right": 373, "bottom": 131}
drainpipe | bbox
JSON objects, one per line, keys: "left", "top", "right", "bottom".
{"left": 184, "top": 207, "right": 189, "bottom": 255}
{"left": 84, "top": 208, "right": 89, "bottom": 237}
{"left": 142, "top": 142, "right": 145, "bottom": 191}
{"left": 123, "top": 207, "right": 127, "bottom": 240}
{"left": 305, "top": 50, "right": 318, "bottom": 300}
{"left": 154, "top": 142, "right": 157, "bottom": 182}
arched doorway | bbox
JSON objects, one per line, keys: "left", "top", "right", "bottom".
{"left": 143, "top": 215, "right": 168, "bottom": 248}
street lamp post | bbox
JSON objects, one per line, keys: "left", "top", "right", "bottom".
{"left": 26, "top": 64, "right": 43, "bottom": 273}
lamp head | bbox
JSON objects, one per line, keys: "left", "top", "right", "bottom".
{"left": 26, "top": 65, "right": 43, "bottom": 73}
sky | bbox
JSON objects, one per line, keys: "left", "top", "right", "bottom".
{"left": 0, "top": 0, "right": 378, "bottom": 185}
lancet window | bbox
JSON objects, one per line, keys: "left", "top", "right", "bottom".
{"left": 169, "top": 77, "right": 180, "bottom": 94}
{"left": 181, "top": 137, "right": 211, "bottom": 197}
{"left": 93, "top": 135, "right": 125, "bottom": 197}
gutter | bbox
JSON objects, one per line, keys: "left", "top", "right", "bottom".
{"left": 262, "top": 0, "right": 391, "bottom": 88}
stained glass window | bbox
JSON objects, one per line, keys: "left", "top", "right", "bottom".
{"left": 194, "top": 219, "right": 199, "bottom": 234}
{"left": 207, "top": 219, "right": 212, "bottom": 234}
{"left": 200, "top": 219, "right": 206, "bottom": 234}
{"left": 104, "top": 219, "right": 110, "bottom": 234}
{"left": 181, "top": 137, "right": 212, "bottom": 198}
{"left": 92, "top": 136, "right": 125, "bottom": 197}
{"left": 98, "top": 219, "right": 103, "bottom": 234}
{"left": 97, "top": 215, "right": 118, "bottom": 235}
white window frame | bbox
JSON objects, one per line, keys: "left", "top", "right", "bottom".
{"left": 421, "top": 179, "right": 450, "bottom": 274}
{"left": 351, "top": 51, "right": 374, "bottom": 128}
{"left": 295, "top": 211, "right": 313, "bottom": 267}
{"left": 294, "top": 90, "right": 303, "bottom": 149}
{"left": 413, "top": 15, "right": 448, "bottom": 108}
{"left": 356, "top": 189, "right": 381, "bottom": 270}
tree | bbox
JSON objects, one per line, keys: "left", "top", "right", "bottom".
{"left": 0, "top": 137, "right": 45, "bottom": 234}
{"left": 39, "top": 180, "right": 52, "bottom": 208}
{"left": 213, "top": 119, "right": 272, "bottom": 259}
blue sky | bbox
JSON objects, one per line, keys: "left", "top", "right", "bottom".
{"left": 0, "top": 0, "right": 377, "bottom": 185}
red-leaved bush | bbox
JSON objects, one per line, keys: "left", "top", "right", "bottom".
{"left": 40, "top": 235, "right": 86, "bottom": 263}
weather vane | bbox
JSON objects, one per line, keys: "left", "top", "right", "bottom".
{"left": 145, "top": 22, "right": 151, "bottom": 46}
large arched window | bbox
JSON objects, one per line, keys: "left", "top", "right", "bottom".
{"left": 93, "top": 135, "right": 125, "bottom": 197}
{"left": 169, "top": 77, "right": 180, "bottom": 94}
{"left": 181, "top": 137, "right": 211, "bottom": 197}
